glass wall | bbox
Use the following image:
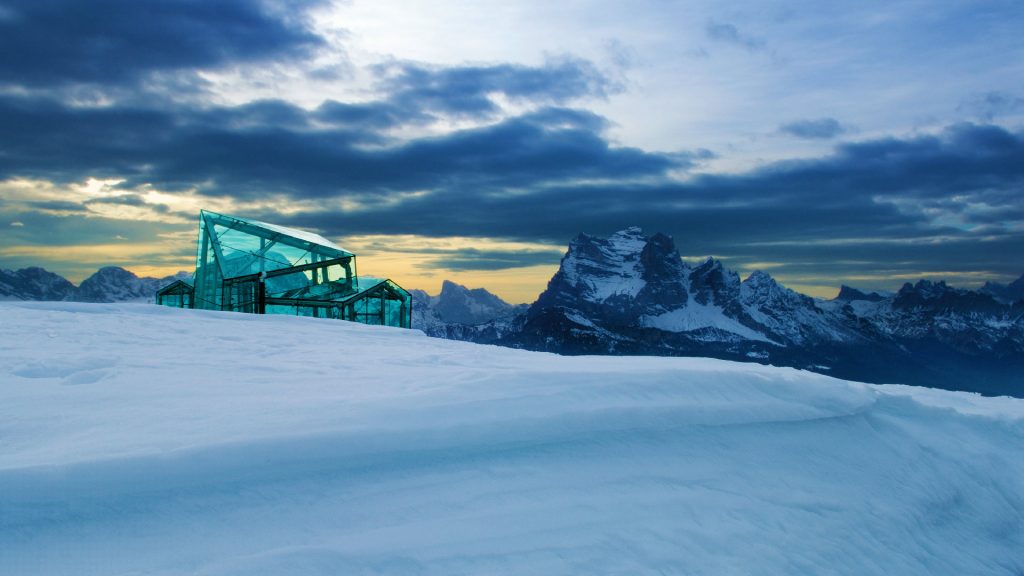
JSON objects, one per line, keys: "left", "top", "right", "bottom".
{"left": 156, "top": 281, "right": 195, "bottom": 308}
{"left": 158, "top": 210, "right": 411, "bottom": 328}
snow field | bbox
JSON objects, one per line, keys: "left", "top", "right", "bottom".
{"left": 0, "top": 302, "right": 1022, "bottom": 575}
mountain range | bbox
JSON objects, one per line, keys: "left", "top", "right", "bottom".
{"left": 414, "top": 228, "right": 1024, "bottom": 397}
{"left": 4, "top": 231, "right": 1022, "bottom": 396}
{"left": 0, "top": 266, "right": 191, "bottom": 303}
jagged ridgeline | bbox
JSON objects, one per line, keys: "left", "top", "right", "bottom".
{"left": 0, "top": 266, "right": 191, "bottom": 302}
{"left": 414, "top": 228, "right": 1024, "bottom": 397}
{"left": 4, "top": 231, "right": 1024, "bottom": 396}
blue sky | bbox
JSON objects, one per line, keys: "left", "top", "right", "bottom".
{"left": 1, "top": 0, "right": 1022, "bottom": 301}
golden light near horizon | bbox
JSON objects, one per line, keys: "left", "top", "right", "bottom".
{"left": 0, "top": 228, "right": 197, "bottom": 284}
{"left": 336, "top": 234, "right": 564, "bottom": 303}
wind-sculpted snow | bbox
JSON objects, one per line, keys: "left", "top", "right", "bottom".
{"left": 1, "top": 302, "right": 1023, "bottom": 575}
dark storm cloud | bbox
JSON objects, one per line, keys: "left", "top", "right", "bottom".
{"left": 0, "top": 95, "right": 683, "bottom": 198}
{"left": 85, "top": 194, "right": 172, "bottom": 214}
{"left": 779, "top": 118, "right": 848, "bottom": 139}
{"left": 250, "top": 122, "right": 1023, "bottom": 280}
{"left": 26, "top": 200, "right": 89, "bottom": 212}
{"left": 4, "top": 72, "right": 1022, "bottom": 267}
{"left": 313, "top": 100, "right": 424, "bottom": 131}
{"left": 1, "top": 0, "right": 1021, "bottom": 286}
{"left": 0, "top": 0, "right": 326, "bottom": 88}
{"left": 374, "top": 57, "right": 618, "bottom": 119}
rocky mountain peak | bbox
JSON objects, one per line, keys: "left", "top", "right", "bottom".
{"left": 540, "top": 227, "right": 650, "bottom": 311}
{"left": 740, "top": 270, "right": 789, "bottom": 303}
{"left": 433, "top": 280, "right": 518, "bottom": 325}
{"left": 632, "top": 232, "right": 689, "bottom": 313}
{"left": 893, "top": 278, "right": 1006, "bottom": 314}
{"left": 0, "top": 266, "right": 78, "bottom": 301}
{"left": 1, "top": 265, "right": 191, "bottom": 303}
{"left": 834, "top": 285, "right": 886, "bottom": 302}
{"left": 981, "top": 273, "right": 1024, "bottom": 304}
{"left": 743, "top": 269, "right": 776, "bottom": 288}
{"left": 77, "top": 267, "right": 146, "bottom": 302}
{"left": 638, "top": 234, "right": 686, "bottom": 280}
{"left": 899, "top": 279, "right": 949, "bottom": 298}
{"left": 689, "top": 257, "right": 740, "bottom": 307}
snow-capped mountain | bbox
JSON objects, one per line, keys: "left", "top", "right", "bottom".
{"left": 427, "top": 228, "right": 1022, "bottom": 396}
{"left": 833, "top": 279, "right": 1024, "bottom": 354}
{"left": 0, "top": 266, "right": 191, "bottom": 303}
{"left": 513, "top": 228, "right": 864, "bottom": 355}
{"left": 431, "top": 280, "right": 524, "bottom": 325}
{"left": 76, "top": 267, "right": 190, "bottom": 303}
{"left": 0, "top": 267, "right": 78, "bottom": 301}
{"left": 833, "top": 285, "right": 887, "bottom": 302}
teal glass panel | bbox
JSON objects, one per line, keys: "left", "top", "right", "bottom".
{"left": 179, "top": 209, "right": 411, "bottom": 327}
{"left": 193, "top": 215, "right": 223, "bottom": 310}
{"left": 264, "top": 261, "right": 354, "bottom": 300}
{"left": 156, "top": 280, "right": 196, "bottom": 309}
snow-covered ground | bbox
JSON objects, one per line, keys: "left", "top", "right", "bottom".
{"left": 1, "top": 302, "right": 1022, "bottom": 575}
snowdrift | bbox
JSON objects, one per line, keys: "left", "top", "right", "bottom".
{"left": 1, "top": 302, "right": 1022, "bottom": 575}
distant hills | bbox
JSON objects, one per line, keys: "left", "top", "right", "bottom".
{"left": 0, "top": 266, "right": 190, "bottom": 303}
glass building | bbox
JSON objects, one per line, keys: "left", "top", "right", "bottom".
{"left": 157, "top": 210, "right": 412, "bottom": 328}
{"left": 155, "top": 279, "right": 194, "bottom": 308}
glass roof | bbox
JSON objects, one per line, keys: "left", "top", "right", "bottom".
{"left": 201, "top": 209, "right": 353, "bottom": 260}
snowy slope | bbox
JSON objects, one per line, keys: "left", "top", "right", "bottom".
{"left": 1, "top": 302, "right": 1023, "bottom": 575}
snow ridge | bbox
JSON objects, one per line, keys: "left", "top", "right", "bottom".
{"left": 1, "top": 302, "right": 1022, "bottom": 576}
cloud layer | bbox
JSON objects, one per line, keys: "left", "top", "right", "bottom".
{"left": 1, "top": 0, "right": 1022, "bottom": 293}
{"left": 0, "top": 0, "right": 326, "bottom": 88}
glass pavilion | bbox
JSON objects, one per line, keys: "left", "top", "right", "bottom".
{"left": 157, "top": 210, "right": 411, "bottom": 328}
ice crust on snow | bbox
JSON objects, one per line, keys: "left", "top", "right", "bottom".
{"left": 1, "top": 302, "right": 1023, "bottom": 575}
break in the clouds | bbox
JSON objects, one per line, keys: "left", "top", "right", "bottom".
{"left": 778, "top": 118, "right": 848, "bottom": 140}
{"left": 1, "top": 0, "right": 1023, "bottom": 296}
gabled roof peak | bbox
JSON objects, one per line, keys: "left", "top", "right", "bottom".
{"left": 200, "top": 209, "right": 352, "bottom": 257}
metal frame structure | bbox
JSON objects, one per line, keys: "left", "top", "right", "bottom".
{"left": 155, "top": 279, "right": 194, "bottom": 308}
{"left": 157, "top": 210, "right": 412, "bottom": 328}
